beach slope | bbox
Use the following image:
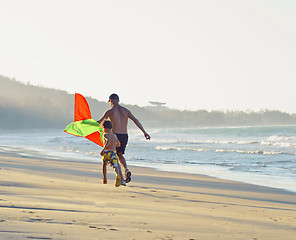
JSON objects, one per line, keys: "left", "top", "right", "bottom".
{"left": 0, "top": 149, "right": 295, "bottom": 240}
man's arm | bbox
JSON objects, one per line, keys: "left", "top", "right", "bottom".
{"left": 128, "top": 111, "right": 151, "bottom": 140}
{"left": 97, "top": 110, "right": 110, "bottom": 125}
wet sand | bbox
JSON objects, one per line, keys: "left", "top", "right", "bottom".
{"left": 0, "top": 149, "right": 296, "bottom": 240}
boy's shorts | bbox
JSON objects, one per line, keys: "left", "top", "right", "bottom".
{"left": 102, "top": 150, "right": 119, "bottom": 168}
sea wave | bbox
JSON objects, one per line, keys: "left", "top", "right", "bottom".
{"left": 260, "top": 135, "right": 296, "bottom": 148}
{"left": 151, "top": 139, "right": 259, "bottom": 145}
{"left": 155, "top": 145, "right": 295, "bottom": 155}
{"left": 151, "top": 134, "right": 296, "bottom": 149}
{"left": 267, "top": 135, "right": 296, "bottom": 142}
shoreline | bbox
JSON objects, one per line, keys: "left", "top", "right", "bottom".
{"left": 1, "top": 148, "right": 296, "bottom": 239}
{"left": 128, "top": 161, "right": 296, "bottom": 195}
{"left": 2, "top": 144, "right": 296, "bottom": 194}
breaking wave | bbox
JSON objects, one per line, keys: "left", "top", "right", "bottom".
{"left": 155, "top": 146, "right": 294, "bottom": 155}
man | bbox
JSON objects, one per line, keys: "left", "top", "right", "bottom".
{"left": 97, "top": 93, "right": 151, "bottom": 183}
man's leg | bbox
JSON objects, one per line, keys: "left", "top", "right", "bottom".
{"left": 118, "top": 152, "right": 131, "bottom": 183}
{"left": 118, "top": 152, "right": 127, "bottom": 170}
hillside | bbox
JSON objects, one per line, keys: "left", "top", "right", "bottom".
{"left": 1, "top": 75, "right": 296, "bottom": 129}
{"left": 0, "top": 76, "right": 168, "bottom": 129}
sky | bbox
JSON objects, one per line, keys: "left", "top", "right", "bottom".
{"left": 0, "top": 0, "right": 296, "bottom": 113}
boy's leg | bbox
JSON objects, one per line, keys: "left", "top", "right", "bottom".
{"left": 109, "top": 163, "right": 121, "bottom": 187}
{"left": 110, "top": 162, "right": 119, "bottom": 175}
{"left": 114, "top": 173, "right": 121, "bottom": 187}
{"left": 109, "top": 158, "right": 126, "bottom": 187}
{"left": 117, "top": 163, "right": 123, "bottom": 179}
{"left": 102, "top": 161, "right": 107, "bottom": 183}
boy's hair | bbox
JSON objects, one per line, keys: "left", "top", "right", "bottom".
{"left": 103, "top": 120, "right": 112, "bottom": 129}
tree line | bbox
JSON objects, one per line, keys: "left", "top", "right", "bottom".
{"left": 1, "top": 75, "right": 296, "bottom": 129}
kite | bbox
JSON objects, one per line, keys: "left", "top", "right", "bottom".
{"left": 64, "top": 93, "right": 104, "bottom": 147}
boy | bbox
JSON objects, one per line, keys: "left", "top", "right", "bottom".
{"left": 100, "top": 120, "right": 126, "bottom": 187}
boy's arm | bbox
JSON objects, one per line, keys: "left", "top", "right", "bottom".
{"left": 115, "top": 135, "right": 121, "bottom": 147}
{"left": 100, "top": 135, "right": 108, "bottom": 155}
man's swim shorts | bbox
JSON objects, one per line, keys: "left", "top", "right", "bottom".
{"left": 102, "top": 150, "right": 119, "bottom": 168}
{"left": 115, "top": 133, "right": 128, "bottom": 154}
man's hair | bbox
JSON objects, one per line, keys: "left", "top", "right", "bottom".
{"left": 103, "top": 120, "right": 112, "bottom": 129}
{"left": 108, "top": 93, "right": 119, "bottom": 102}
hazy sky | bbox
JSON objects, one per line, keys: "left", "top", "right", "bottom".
{"left": 1, "top": 0, "right": 296, "bottom": 112}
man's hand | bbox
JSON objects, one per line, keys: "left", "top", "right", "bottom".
{"left": 144, "top": 133, "right": 151, "bottom": 140}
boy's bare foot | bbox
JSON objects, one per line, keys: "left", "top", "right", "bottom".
{"left": 101, "top": 179, "right": 107, "bottom": 184}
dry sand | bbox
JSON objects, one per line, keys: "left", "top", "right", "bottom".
{"left": 0, "top": 148, "right": 296, "bottom": 240}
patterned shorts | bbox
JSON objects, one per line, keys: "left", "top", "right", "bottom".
{"left": 102, "top": 150, "right": 119, "bottom": 168}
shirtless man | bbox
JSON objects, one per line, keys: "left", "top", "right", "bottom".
{"left": 97, "top": 93, "right": 151, "bottom": 183}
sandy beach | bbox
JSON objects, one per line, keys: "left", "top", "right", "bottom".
{"left": 0, "top": 148, "right": 296, "bottom": 240}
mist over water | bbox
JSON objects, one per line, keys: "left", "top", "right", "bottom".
{"left": 0, "top": 125, "right": 296, "bottom": 193}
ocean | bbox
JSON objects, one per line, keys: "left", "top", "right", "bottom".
{"left": 0, "top": 125, "right": 296, "bottom": 193}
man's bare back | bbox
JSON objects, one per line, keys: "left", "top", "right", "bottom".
{"left": 98, "top": 99, "right": 150, "bottom": 139}
{"left": 106, "top": 105, "right": 130, "bottom": 134}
